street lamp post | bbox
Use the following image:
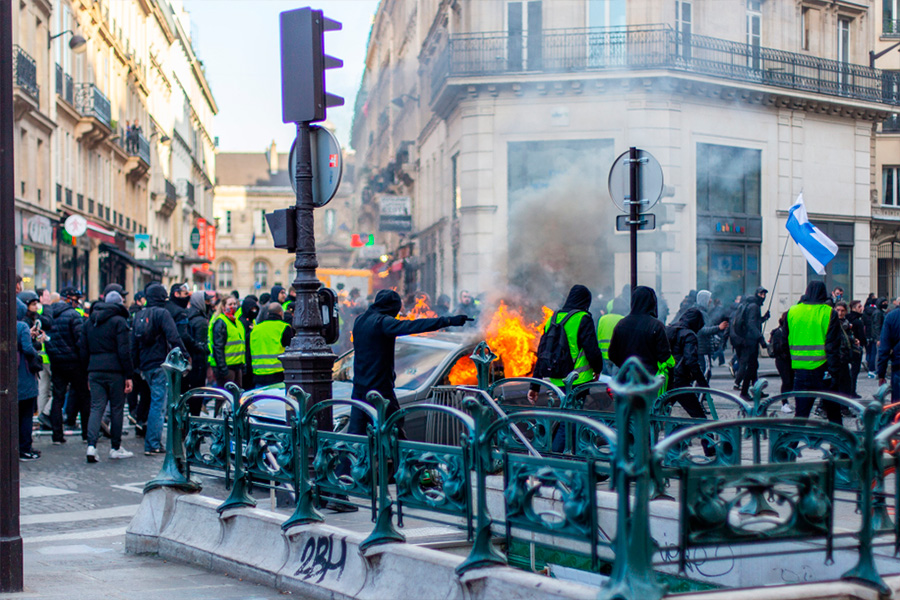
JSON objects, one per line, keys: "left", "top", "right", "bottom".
{"left": 1, "top": 0, "right": 24, "bottom": 591}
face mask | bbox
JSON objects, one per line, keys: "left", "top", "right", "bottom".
{"left": 173, "top": 295, "right": 190, "bottom": 308}
{"left": 225, "top": 305, "right": 237, "bottom": 317}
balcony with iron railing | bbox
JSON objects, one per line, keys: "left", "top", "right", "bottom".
{"left": 117, "top": 125, "right": 151, "bottom": 166}
{"left": 431, "top": 25, "right": 900, "bottom": 108}
{"left": 74, "top": 83, "right": 112, "bottom": 129}
{"left": 13, "top": 44, "right": 39, "bottom": 104}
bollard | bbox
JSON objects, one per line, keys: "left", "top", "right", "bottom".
{"left": 471, "top": 342, "right": 496, "bottom": 392}
{"left": 360, "top": 391, "right": 405, "bottom": 551}
{"left": 283, "top": 385, "right": 324, "bottom": 527}
{"left": 145, "top": 348, "right": 201, "bottom": 493}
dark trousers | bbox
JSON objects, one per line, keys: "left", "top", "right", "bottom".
{"left": 850, "top": 352, "right": 863, "bottom": 396}
{"left": 794, "top": 366, "right": 842, "bottom": 424}
{"left": 736, "top": 345, "right": 759, "bottom": 396}
{"left": 775, "top": 358, "right": 794, "bottom": 394}
{"left": 18, "top": 397, "right": 35, "bottom": 453}
{"left": 50, "top": 362, "right": 91, "bottom": 441}
{"left": 867, "top": 340, "right": 878, "bottom": 373}
{"left": 215, "top": 367, "right": 243, "bottom": 390}
{"left": 253, "top": 371, "right": 284, "bottom": 389}
{"left": 128, "top": 372, "right": 151, "bottom": 425}
{"left": 87, "top": 372, "right": 126, "bottom": 449}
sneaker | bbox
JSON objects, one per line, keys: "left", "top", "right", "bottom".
{"left": 781, "top": 403, "right": 794, "bottom": 414}
{"left": 51, "top": 437, "right": 66, "bottom": 445}
{"left": 86, "top": 445, "right": 98, "bottom": 463}
{"left": 19, "top": 450, "right": 40, "bottom": 462}
{"left": 109, "top": 447, "right": 134, "bottom": 460}
{"left": 868, "top": 371, "right": 877, "bottom": 379}
{"left": 728, "top": 364, "right": 735, "bottom": 378}
{"left": 144, "top": 447, "right": 165, "bottom": 456}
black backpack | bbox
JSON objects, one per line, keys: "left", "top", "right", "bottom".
{"left": 535, "top": 311, "right": 581, "bottom": 379}
{"left": 132, "top": 307, "right": 155, "bottom": 344}
{"left": 729, "top": 302, "right": 748, "bottom": 346}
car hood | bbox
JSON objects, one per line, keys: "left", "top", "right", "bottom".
{"left": 243, "top": 380, "right": 356, "bottom": 424}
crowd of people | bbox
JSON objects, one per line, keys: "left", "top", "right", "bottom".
{"left": 11, "top": 276, "right": 320, "bottom": 464}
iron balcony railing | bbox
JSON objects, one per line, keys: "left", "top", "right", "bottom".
{"left": 74, "top": 83, "right": 112, "bottom": 129}
{"left": 186, "top": 181, "right": 194, "bottom": 204}
{"left": 13, "top": 44, "right": 39, "bottom": 103}
{"left": 118, "top": 126, "right": 151, "bottom": 165}
{"left": 884, "top": 113, "right": 900, "bottom": 132}
{"left": 432, "top": 25, "right": 900, "bottom": 106}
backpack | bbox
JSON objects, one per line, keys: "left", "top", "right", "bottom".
{"left": 535, "top": 311, "right": 580, "bottom": 379}
{"left": 729, "top": 302, "right": 748, "bottom": 346}
{"left": 132, "top": 307, "right": 155, "bottom": 344}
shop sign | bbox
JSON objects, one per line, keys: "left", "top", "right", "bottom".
{"left": 64, "top": 214, "right": 87, "bottom": 237}
{"left": 206, "top": 224, "right": 216, "bottom": 260}
{"left": 378, "top": 196, "right": 412, "bottom": 232}
{"left": 27, "top": 215, "right": 53, "bottom": 246}
{"left": 190, "top": 227, "right": 201, "bottom": 250}
{"left": 135, "top": 233, "right": 151, "bottom": 260}
{"left": 197, "top": 218, "right": 207, "bottom": 257}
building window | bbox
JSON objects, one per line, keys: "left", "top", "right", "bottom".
{"left": 676, "top": 0, "right": 692, "bottom": 60}
{"left": 253, "top": 260, "right": 268, "bottom": 290}
{"left": 838, "top": 17, "right": 851, "bottom": 66}
{"left": 507, "top": 1, "right": 543, "bottom": 71}
{"left": 588, "top": 0, "right": 625, "bottom": 27}
{"left": 807, "top": 222, "right": 854, "bottom": 297}
{"left": 260, "top": 209, "right": 267, "bottom": 234}
{"left": 886, "top": 0, "right": 900, "bottom": 35}
{"left": 747, "top": 0, "right": 761, "bottom": 70}
{"left": 883, "top": 166, "right": 900, "bottom": 205}
{"left": 225, "top": 210, "right": 232, "bottom": 233}
{"left": 801, "top": 7, "right": 810, "bottom": 50}
{"left": 88, "top": 198, "right": 94, "bottom": 214}
{"left": 217, "top": 261, "right": 234, "bottom": 288}
{"left": 451, "top": 153, "right": 461, "bottom": 219}
{"left": 696, "top": 143, "right": 761, "bottom": 215}
{"left": 325, "top": 209, "right": 335, "bottom": 236}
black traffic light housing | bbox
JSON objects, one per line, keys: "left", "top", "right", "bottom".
{"left": 265, "top": 207, "right": 297, "bottom": 252}
{"left": 317, "top": 287, "right": 339, "bottom": 345}
{"left": 280, "top": 7, "right": 344, "bottom": 124}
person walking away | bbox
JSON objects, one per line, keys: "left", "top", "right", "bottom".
{"left": 768, "top": 312, "right": 794, "bottom": 413}
{"left": 81, "top": 291, "right": 134, "bottom": 463}
{"left": 608, "top": 286, "right": 674, "bottom": 387}
{"left": 787, "top": 281, "right": 842, "bottom": 423}
{"left": 209, "top": 295, "right": 246, "bottom": 389}
{"left": 847, "top": 300, "right": 867, "bottom": 398}
{"left": 870, "top": 298, "right": 888, "bottom": 378}
{"left": 250, "top": 303, "right": 294, "bottom": 388}
{"left": 527, "top": 285, "right": 605, "bottom": 452}
{"left": 833, "top": 302, "right": 855, "bottom": 399}
{"left": 732, "top": 287, "right": 770, "bottom": 400}
{"left": 45, "top": 287, "right": 91, "bottom": 444}
{"left": 596, "top": 296, "right": 628, "bottom": 377}
{"left": 166, "top": 283, "right": 203, "bottom": 394}
{"left": 695, "top": 290, "right": 729, "bottom": 382}
{"left": 131, "top": 283, "right": 186, "bottom": 455}
{"left": 665, "top": 307, "right": 714, "bottom": 455}
{"left": 16, "top": 297, "right": 44, "bottom": 461}
{"left": 238, "top": 296, "right": 260, "bottom": 389}
{"left": 185, "top": 292, "right": 212, "bottom": 403}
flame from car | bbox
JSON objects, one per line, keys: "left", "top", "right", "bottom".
{"left": 448, "top": 302, "right": 553, "bottom": 385}
{"left": 397, "top": 294, "right": 437, "bottom": 320}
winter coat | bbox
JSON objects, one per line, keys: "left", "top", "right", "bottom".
{"left": 608, "top": 286, "right": 672, "bottom": 374}
{"left": 44, "top": 301, "right": 85, "bottom": 366}
{"left": 695, "top": 290, "right": 722, "bottom": 356}
{"left": 665, "top": 308, "right": 708, "bottom": 389}
{"left": 873, "top": 302, "right": 887, "bottom": 342}
{"left": 352, "top": 289, "right": 459, "bottom": 404}
{"left": 238, "top": 297, "right": 259, "bottom": 371}
{"left": 877, "top": 307, "right": 900, "bottom": 378}
{"left": 131, "top": 283, "right": 186, "bottom": 372}
{"left": 165, "top": 298, "right": 202, "bottom": 357}
{"left": 17, "top": 320, "right": 39, "bottom": 400}
{"left": 731, "top": 294, "right": 765, "bottom": 349}
{"left": 785, "top": 281, "right": 842, "bottom": 380}
{"left": 80, "top": 301, "right": 134, "bottom": 376}
{"left": 848, "top": 311, "right": 867, "bottom": 351}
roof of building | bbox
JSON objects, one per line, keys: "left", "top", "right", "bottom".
{"left": 216, "top": 152, "right": 291, "bottom": 187}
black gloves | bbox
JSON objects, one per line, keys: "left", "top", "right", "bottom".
{"left": 448, "top": 314, "right": 468, "bottom": 327}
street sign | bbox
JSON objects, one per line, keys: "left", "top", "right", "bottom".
{"left": 64, "top": 214, "right": 87, "bottom": 237}
{"left": 616, "top": 213, "right": 656, "bottom": 232}
{"left": 608, "top": 149, "right": 664, "bottom": 212}
{"left": 379, "top": 195, "right": 412, "bottom": 232}
{"left": 288, "top": 125, "right": 343, "bottom": 207}
{"left": 190, "top": 226, "right": 201, "bottom": 250}
{"left": 135, "top": 233, "right": 151, "bottom": 260}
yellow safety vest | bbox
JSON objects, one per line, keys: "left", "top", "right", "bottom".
{"left": 787, "top": 303, "right": 832, "bottom": 370}
{"left": 250, "top": 319, "right": 290, "bottom": 375}
{"left": 546, "top": 311, "right": 594, "bottom": 387}
{"left": 208, "top": 313, "right": 245, "bottom": 367}
{"left": 597, "top": 313, "right": 624, "bottom": 361}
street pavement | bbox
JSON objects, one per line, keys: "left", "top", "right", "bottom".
{"left": 2, "top": 357, "right": 885, "bottom": 599}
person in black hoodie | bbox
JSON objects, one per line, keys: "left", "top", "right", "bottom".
{"left": 768, "top": 312, "right": 794, "bottom": 413}
{"left": 847, "top": 300, "right": 867, "bottom": 398}
{"left": 80, "top": 291, "right": 135, "bottom": 463}
{"left": 348, "top": 289, "right": 468, "bottom": 435}
{"left": 665, "top": 307, "right": 713, "bottom": 454}
{"left": 185, "top": 291, "right": 212, "bottom": 401}
{"left": 238, "top": 296, "right": 260, "bottom": 389}
{"left": 45, "top": 287, "right": 90, "bottom": 444}
{"left": 166, "top": 283, "right": 202, "bottom": 392}
{"left": 732, "top": 287, "right": 770, "bottom": 399}
{"left": 608, "top": 286, "right": 673, "bottom": 380}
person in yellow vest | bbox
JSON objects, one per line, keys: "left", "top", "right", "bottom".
{"left": 786, "top": 280, "right": 842, "bottom": 423}
{"left": 597, "top": 296, "right": 628, "bottom": 376}
{"left": 250, "top": 303, "right": 295, "bottom": 388}
{"left": 209, "top": 295, "right": 246, "bottom": 389}
{"left": 34, "top": 287, "right": 54, "bottom": 430}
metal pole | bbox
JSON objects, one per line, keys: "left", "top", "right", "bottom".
{"left": 0, "top": 0, "right": 24, "bottom": 590}
{"left": 281, "top": 122, "right": 335, "bottom": 432}
{"left": 629, "top": 146, "right": 640, "bottom": 291}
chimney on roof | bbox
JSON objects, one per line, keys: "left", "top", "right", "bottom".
{"left": 268, "top": 140, "right": 278, "bottom": 175}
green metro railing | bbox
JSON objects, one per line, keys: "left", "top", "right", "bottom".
{"left": 149, "top": 347, "right": 900, "bottom": 597}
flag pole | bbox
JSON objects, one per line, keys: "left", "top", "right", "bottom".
{"left": 764, "top": 191, "right": 801, "bottom": 331}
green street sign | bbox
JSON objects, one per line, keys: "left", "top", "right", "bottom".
{"left": 190, "top": 227, "right": 201, "bottom": 250}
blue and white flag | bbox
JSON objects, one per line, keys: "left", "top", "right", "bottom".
{"left": 785, "top": 193, "right": 838, "bottom": 275}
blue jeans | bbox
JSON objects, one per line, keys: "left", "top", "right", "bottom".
{"left": 143, "top": 368, "right": 168, "bottom": 451}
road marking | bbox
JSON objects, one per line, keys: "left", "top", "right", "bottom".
{"left": 110, "top": 482, "right": 146, "bottom": 495}
{"left": 35, "top": 544, "right": 114, "bottom": 555}
{"left": 25, "top": 527, "right": 127, "bottom": 544}
{"left": 21, "top": 504, "right": 139, "bottom": 525}
{"left": 20, "top": 486, "right": 76, "bottom": 499}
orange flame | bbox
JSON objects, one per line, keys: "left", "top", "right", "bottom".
{"left": 447, "top": 302, "right": 554, "bottom": 385}
{"left": 397, "top": 295, "right": 437, "bottom": 320}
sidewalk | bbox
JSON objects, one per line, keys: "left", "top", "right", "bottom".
{"left": 0, "top": 531, "right": 291, "bottom": 599}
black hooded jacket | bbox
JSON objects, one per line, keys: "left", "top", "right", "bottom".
{"left": 80, "top": 301, "right": 134, "bottom": 376}
{"left": 45, "top": 300, "right": 85, "bottom": 366}
{"left": 785, "top": 281, "right": 841, "bottom": 379}
{"left": 351, "top": 289, "right": 461, "bottom": 404}
{"left": 166, "top": 294, "right": 202, "bottom": 356}
{"left": 608, "top": 286, "right": 672, "bottom": 373}
{"left": 131, "top": 283, "right": 186, "bottom": 372}
{"left": 665, "top": 308, "right": 708, "bottom": 388}
{"left": 532, "top": 285, "right": 603, "bottom": 383}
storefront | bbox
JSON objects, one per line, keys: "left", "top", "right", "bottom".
{"left": 57, "top": 229, "right": 90, "bottom": 293}
{"left": 99, "top": 242, "right": 164, "bottom": 292}
{"left": 18, "top": 211, "right": 56, "bottom": 291}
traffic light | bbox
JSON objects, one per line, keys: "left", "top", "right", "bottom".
{"left": 280, "top": 7, "right": 344, "bottom": 124}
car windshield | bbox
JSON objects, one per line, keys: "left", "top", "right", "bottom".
{"left": 332, "top": 342, "right": 454, "bottom": 390}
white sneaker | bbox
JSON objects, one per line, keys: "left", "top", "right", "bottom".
{"left": 868, "top": 371, "right": 877, "bottom": 379}
{"left": 781, "top": 403, "right": 794, "bottom": 414}
{"left": 109, "top": 447, "right": 134, "bottom": 460}
{"left": 86, "top": 445, "right": 98, "bottom": 463}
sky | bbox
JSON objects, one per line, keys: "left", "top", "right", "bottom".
{"left": 181, "top": 0, "right": 380, "bottom": 154}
